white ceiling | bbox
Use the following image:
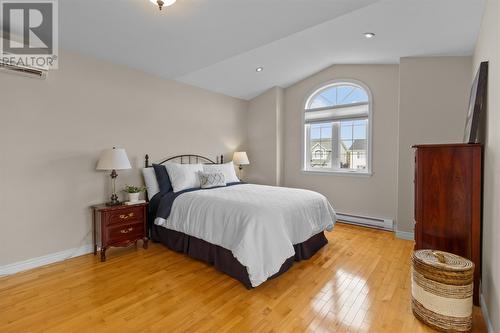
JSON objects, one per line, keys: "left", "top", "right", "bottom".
{"left": 60, "top": 0, "right": 485, "bottom": 100}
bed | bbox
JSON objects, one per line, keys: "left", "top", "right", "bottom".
{"left": 143, "top": 154, "right": 336, "bottom": 288}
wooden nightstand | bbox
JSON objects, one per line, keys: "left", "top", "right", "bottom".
{"left": 91, "top": 203, "right": 149, "bottom": 262}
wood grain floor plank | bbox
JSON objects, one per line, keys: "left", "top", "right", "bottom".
{"left": 0, "top": 224, "right": 487, "bottom": 332}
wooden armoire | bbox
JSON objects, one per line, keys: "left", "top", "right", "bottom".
{"left": 413, "top": 143, "right": 482, "bottom": 305}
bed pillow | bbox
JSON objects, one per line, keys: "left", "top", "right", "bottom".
{"left": 203, "top": 161, "right": 240, "bottom": 183}
{"left": 198, "top": 171, "right": 226, "bottom": 189}
{"left": 152, "top": 164, "right": 172, "bottom": 193}
{"left": 142, "top": 167, "right": 160, "bottom": 200}
{"left": 165, "top": 163, "right": 204, "bottom": 192}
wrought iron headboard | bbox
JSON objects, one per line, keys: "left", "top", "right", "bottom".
{"left": 144, "top": 154, "right": 224, "bottom": 167}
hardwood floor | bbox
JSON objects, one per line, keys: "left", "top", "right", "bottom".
{"left": 0, "top": 224, "right": 487, "bottom": 333}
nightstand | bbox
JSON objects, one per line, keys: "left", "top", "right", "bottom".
{"left": 91, "top": 202, "right": 149, "bottom": 262}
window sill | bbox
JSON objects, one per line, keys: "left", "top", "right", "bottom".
{"left": 301, "top": 169, "right": 373, "bottom": 177}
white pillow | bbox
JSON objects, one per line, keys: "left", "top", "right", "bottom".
{"left": 203, "top": 161, "right": 240, "bottom": 183}
{"left": 198, "top": 171, "right": 226, "bottom": 189}
{"left": 142, "top": 167, "right": 160, "bottom": 200}
{"left": 165, "top": 163, "right": 204, "bottom": 192}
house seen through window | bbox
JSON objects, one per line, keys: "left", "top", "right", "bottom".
{"left": 304, "top": 81, "right": 371, "bottom": 174}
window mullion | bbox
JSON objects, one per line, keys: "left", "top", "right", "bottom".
{"left": 304, "top": 124, "right": 311, "bottom": 170}
{"left": 330, "top": 122, "right": 334, "bottom": 171}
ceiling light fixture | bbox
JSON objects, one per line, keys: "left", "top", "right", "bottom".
{"left": 256, "top": 67, "right": 263, "bottom": 72}
{"left": 150, "top": 0, "right": 176, "bottom": 10}
{"left": 364, "top": 32, "right": 376, "bottom": 39}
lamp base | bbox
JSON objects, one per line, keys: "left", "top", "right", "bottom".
{"left": 105, "top": 200, "right": 123, "bottom": 207}
{"left": 237, "top": 165, "right": 243, "bottom": 180}
{"left": 106, "top": 192, "right": 121, "bottom": 206}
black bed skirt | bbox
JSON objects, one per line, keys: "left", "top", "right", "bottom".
{"left": 151, "top": 224, "right": 328, "bottom": 288}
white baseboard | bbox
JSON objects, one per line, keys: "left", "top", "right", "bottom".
{"left": 395, "top": 230, "right": 414, "bottom": 241}
{"left": 0, "top": 244, "right": 93, "bottom": 276}
{"left": 480, "top": 292, "right": 495, "bottom": 333}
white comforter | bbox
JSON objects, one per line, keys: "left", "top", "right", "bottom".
{"left": 155, "top": 184, "right": 336, "bottom": 287}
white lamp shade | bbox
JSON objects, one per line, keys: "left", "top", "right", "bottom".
{"left": 96, "top": 148, "right": 132, "bottom": 170}
{"left": 233, "top": 152, "right": 250, "bottom": 165}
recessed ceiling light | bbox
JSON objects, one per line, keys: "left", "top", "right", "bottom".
{"left": 364, "top": 32, "right": 376, "bottom": 39}
{"left": 256, "top": 67, "right": 264, "bottom": 72}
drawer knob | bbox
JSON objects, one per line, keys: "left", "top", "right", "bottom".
{"left": 119, "top": 212, "right": 134, "bottom": 220}
{"left": 120, "top": 227, "right": 133, "bottom": 234}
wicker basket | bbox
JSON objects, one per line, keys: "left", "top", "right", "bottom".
{"left": 412, "top": 250, "right": 474, "bottom": 332}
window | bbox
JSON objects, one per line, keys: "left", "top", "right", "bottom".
{"left": 303, "top": 81, "right": 371, "bottom": 174}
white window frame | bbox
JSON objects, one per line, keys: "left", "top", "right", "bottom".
{"left": 301, "top": 79, "right": 373, "bottom": 176}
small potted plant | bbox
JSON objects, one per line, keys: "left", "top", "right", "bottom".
{"left": 123, "top": 185, "right": 146, "bottom": 203}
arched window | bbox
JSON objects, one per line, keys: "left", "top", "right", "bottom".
{"left": 303, "top": 81, "right": 372, "bottom": 174}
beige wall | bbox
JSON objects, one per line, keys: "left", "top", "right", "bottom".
{"left": 283, "top": 65, "right": 400, "bottom": 221}
{"left": 397, "top": 57, "right": 472, "bottom": 233}
{"left": 0, "top": 50, "right": 248, "bottom": 266}
{"left": 247, "top": 87, "right": 284, "bottom": 185}
{"left": 473, "top": 0, "right": 500, "bottom": 330}
{"left": 274, "top": 59, "right": 471, "bottom": 233}
{"left": 276, "top": 87, "right": 285, "bottom": 186}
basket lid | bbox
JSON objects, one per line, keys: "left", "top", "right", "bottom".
{"left": 413, "top": 250, "right": 474, "bottom": 272}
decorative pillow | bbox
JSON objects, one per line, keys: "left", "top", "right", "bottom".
{"left": 152, "top": 164, "right": 172, "bottom": 193}
{"left": 142, "top": 167, "right": 160, "bottom": 200}
{"left": 165, "top": 163, "right": 204, "bottom": 192}
{"left": 198, "top": 171, "right": 226, "bottom": 189}
{"left": 203, "top": 161, "right": 240, "bottom": 183}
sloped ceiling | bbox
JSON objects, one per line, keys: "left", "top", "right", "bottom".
{"left": 60, "top": 0, "right": 485, "bottom": 100}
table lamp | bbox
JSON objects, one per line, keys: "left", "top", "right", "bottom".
{"left": 96, "top": 147, "right": 132, "bottom": 206}
{"left": 233, "top": 151, "right": 250, "bottom": 178}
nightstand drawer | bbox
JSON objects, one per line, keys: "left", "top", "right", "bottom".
{"left": 107, "top": 222, "right": 144, "bottom": 242}
{"left": 106, "top": 206, "right": 144, "bottom": 225}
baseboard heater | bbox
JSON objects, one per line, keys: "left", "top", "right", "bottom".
{"left": 336, "top": 212, "right": 394, "bottom": 231}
